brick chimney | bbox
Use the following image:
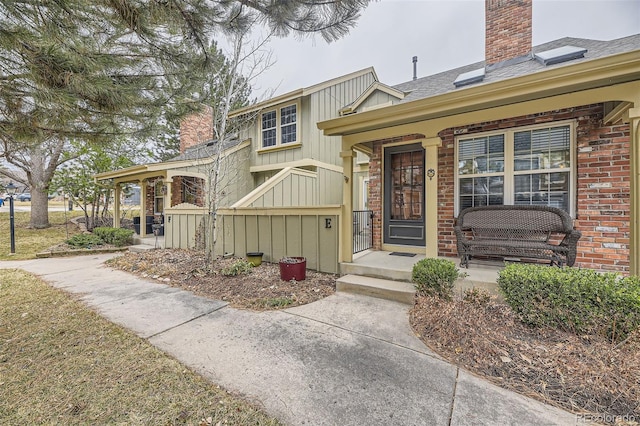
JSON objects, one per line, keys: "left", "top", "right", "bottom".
{"left": 179, "top": 105, "right": 213, "bottom": 153}
{"left": 485, "top": 0, "right": 532, "bottom": 67}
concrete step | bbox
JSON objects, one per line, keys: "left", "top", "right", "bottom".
{"left": 340, "top": 262, "right": 412, "bottom": 282}
{"left": 128, "top": 244, "right": 157, "bottom": 253}
{"left": 336, "top": 274, "right": 416, "bottom": 305}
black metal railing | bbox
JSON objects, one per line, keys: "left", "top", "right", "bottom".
{"left": 353, "top": 210, "right": 374, "bottom": 254}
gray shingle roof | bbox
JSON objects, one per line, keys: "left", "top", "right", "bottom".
{"left": 393, "top": 34, "right": 640, "bottom": 103}
{"left": 168, "top": 138, "right": 242, "bottom": 162}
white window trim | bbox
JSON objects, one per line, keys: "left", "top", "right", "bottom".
{"left": 454, "top": 119, "right": 576, "bottom": 217}
{"left": 258, "top": 100, "right": 301, "bottom": 152}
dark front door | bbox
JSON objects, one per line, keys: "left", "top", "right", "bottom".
{"left": 384, "top": 144, "right": 426, "bottom": 246}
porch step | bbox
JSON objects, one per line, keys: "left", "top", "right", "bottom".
{"left": 336, "top": 274, "right": 415, "bottom": 305}
{"left": 128, "top": 244, "right": 157, "bottom": 253}
{"left": 340, "top": 261, "right": 412, "bottom": 282}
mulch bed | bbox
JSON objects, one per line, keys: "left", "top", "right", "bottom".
{"left": 106, "top": 249, "right": 336, "bottom": 310}
{"left": 409, "top": 294, "right": 640, "bottom": 423}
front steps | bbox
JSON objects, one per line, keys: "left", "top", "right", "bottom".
{"left": 340, "top": 261, "right": 412, "bottom": 282}
{"left": 336, "top": 274, "right": 415, "bottom": 305}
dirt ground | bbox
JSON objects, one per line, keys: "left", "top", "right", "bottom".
{"left": 106, "top": 249, "right": 336, "bottom": 310}
{"left": 106, "top": 248, "right": 639, "bottom": 424}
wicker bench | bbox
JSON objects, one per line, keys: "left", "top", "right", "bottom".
{"left": 454, "top": 205, "right": 581, "bottom": 268}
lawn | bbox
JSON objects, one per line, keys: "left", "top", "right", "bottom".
{"left": 0, "top": 209, "right": 84, "bottom": 260}
{"left": 0, "top": 207, "right": 140, "bottom": 260}
{"left": 0, "top": 269, "right": 280, "bottom": 425}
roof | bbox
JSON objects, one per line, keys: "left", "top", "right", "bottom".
{"left": 94, "top": 138, "right": 246, "bottom": 181}
{"left": 168, "top": 137, "right": 242, "bottom": 162}
{"left": 393, "top": 34, "right": 640, "bottom": 104}
{"left": 228, "top": 67, "right": 378, "bottom": 118}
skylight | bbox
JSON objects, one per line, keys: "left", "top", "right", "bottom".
{"left": 453, "top": 68, "right": 485, "bottom": 88}
{"left": 534, "top": 46, "right": 587, "bottom": 66}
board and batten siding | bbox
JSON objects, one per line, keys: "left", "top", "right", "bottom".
{"left": 164, "top": 210, "right": 205, "bottom": 249}
{"left": 356, "top": 90, "right": 399, "bottom": 112}
{"left": 249, "top": 71, "right": 377, "bottom": 169}
{"left": 246, "top": 171, "right": 318, "bottom": 207}
{"left": 215, "top": 207, "right": 341, "bottom": 274}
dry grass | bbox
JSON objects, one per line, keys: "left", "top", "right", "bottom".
{"left": 0, "top": 210, "right": 85, "bottom": 260}
{"left": 410, "top": 294, "right": 640, "bottom": 424}
{"left": 0, "top": 269, "right": 281, "bottom": 425}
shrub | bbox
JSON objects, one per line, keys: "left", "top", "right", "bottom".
{"left": 93, "top": 227, "right": 134, "bottom": 247}
{"left": 221, "top": 259, "right": 253, "bottom": 277}
{"left": 498, "top": 263, "right": 640, "bottom": 342}
{"left": 412, "top": 258, "right": 466, "bottom": 300}
{"left": 66, "top": 233, "right": 104, "bottom": 248}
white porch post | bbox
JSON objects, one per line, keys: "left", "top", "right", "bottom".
{"left": 422, "top": 137, "right": 442, "bottom": 259}
{"left": 340, "top": 145, "right": 355, "bottom": 263}
{"left": 629, "top": 107, "right": 640, "bottom": 275}
{"left": 113, "top": 184, "right": 121, "bottom": 229}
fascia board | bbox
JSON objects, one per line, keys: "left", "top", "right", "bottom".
{"left": 340, "top": 82, "right": 406, "bottom": 114}
{"left": 94, "top": 165, "right": 148, "bottom": 181}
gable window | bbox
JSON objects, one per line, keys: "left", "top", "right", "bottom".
{"left": 260, "top": 103, "right": 299, "bottom": 149}
{"left": 456, "top": 122, "right": 574, "bottom": 216}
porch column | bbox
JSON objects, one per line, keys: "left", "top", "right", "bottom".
{"left": 140, "top": 180, "right": 147, "bottom": 237}
{"left": 340, "top": 145, "right": 355, "bottom": 263}
{"left": 165, "top": 178, "right": 173, "bottom": 209}
{"left": 630, "top": 107, "right": 640, "bottom": 275}
{"left": 113, "top": 183, "right": 121, "bottom": 229}
{"left": 422, "top": 137, "right": 442, "bottom": 259}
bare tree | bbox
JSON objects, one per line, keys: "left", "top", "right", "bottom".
{"left": 193, "top": 29, "right": 274, "bottom": 265}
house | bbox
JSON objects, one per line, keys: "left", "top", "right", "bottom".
{"left": 95, "top": 68, "right": 385, "bottom": 272}
{"left": 318, "top": 0, "right": 640, "bottom": 275}
{"left": 98, "top": 0, "right": 640, "bottom": 276}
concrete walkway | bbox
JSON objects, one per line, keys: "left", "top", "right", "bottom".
{"left": 1, "top": 254, "right": 577, "bottom": 426}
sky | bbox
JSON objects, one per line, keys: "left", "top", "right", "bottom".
{"left": 246, "top": 0, "right": 640, "bottom": 98}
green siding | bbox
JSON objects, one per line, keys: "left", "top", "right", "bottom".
{"left": 214, "top": 209, "right": 340, "bottom": 274}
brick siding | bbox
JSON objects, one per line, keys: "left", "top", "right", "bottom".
{"left": 485, "top": 0, "right": 532, "bottom": 66}
{"left": 179, "top": 106, "right": 213, "bottom": 153}
{"left": 367, "top": 103, "right": 631, "bottom": 273}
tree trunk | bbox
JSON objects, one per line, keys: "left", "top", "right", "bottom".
{"left": 29, "top": 188, "right": 50, "bottom": 229}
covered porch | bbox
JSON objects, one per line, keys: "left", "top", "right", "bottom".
{"left": 95, "top": 164, "right": 207, "bottom": 239}
{"left": 321, "top": 53, "right": 640, "bottom": 276}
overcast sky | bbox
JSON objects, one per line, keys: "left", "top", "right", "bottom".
{"left": 247, "top": 0, "right": 640, "bottom": 98}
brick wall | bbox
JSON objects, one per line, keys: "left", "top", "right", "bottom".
{"left": 574, "top": 117, "right": 630, "bottom": 271}
{"left": 144, "top": 182, "right": 155, "bottom": 216}
{"left": 485, "top": 0, "right": 532, "bottom": 66}
{"left": 367, "top": 104, "right": 631, "bottom": 273}
{"left": 171, "top": 176, "right": 206, "bottom": 207}
{"left": 179, "top": 105, "right": 213, "bottom": 153}
{"left": 171, "top": 177, "right": 183, "bottom": 207}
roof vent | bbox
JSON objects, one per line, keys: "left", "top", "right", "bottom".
{"left": 453, "top": 68, "right": 485, "bottom": 88}
{"left": 534, "top": 45, "right": 587, "bottom": 66}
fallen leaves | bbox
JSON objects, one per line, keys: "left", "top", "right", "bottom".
{"left": 409, "top": 294, "right": 640, "bottom": 422}
{"left": 107, "top": 249, "right": 336, "bottom": 310}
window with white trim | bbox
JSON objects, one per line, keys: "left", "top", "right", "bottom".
{"left": 456, "top": 122, "right": 574, "bottom": 216}
{"left": 260, "top": 103, "right": 298, "bottom": 148}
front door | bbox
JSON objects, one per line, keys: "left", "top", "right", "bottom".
{"left": 384, "top": 144, "right": 426, "bottom": 246}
